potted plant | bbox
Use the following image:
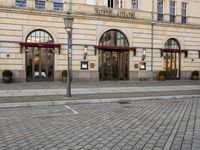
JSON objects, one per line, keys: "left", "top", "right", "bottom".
{"left": 62, "top": 70, "right": 67, "bottom": 82}
{"left": 158, "top": 70, "right": 166, "bottom": 81}
{"left": 191, "top": 71, "right": 199, "bottom": 80}
{"left": 2, "top": 70, "right": 13, "bottom": 83}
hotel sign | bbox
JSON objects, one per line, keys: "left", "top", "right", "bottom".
{"left": 94, "top": 7, "right": 135, "bottom": 19}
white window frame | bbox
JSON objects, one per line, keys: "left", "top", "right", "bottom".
{"left": 104, "top": 0, "right": 123, "bottom": 8}
{"left": 86, "top": 0, "right": 96, "bottom": 5}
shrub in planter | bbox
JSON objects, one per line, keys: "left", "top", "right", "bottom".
{"left": 62, "top": 70, "right": 67, "bottom": 82}
{"left": 2, "top": 70, "right": 13, "bottom": 83}
{"left": 191, "top": 71, "right": 199, "bottom": 80}
{"left": 158, "top": 70, "right": 166, "bottom": 81}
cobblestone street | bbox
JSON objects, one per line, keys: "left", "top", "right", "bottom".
{"left": 0, "top": 98, "right": 200, "bottom": 150}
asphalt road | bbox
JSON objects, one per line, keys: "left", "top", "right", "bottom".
{"left": 0, "top": 98, "right": 200, "bottom": 150}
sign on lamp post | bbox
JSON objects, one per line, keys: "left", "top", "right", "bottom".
{"left": 67, "top": 31, "right": 72, "bottom": 97}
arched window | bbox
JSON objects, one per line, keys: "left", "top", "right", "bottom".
{"left": 26, "top": 30, "right": 54, "bottom": 43}
{"left": 165, "top": 38, "right": 180, "bottom": 49}
{"left": 99, "top": 30, "right": 129, "bottom": 47}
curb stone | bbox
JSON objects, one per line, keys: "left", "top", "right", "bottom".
{"left": 0, "top": 95, "right": 200, "bottom": 108}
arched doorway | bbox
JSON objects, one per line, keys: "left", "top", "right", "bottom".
{"left": 98, "top": 30, "right": 129, "bottom": 80}
{"left": 164, "top": 38, "right": 181, "bottom": 79}
{"left": 25, "top": 30, "right": 55, "bottom": 82}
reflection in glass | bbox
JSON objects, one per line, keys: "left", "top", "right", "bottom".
{"left": 26, "top": 48, "right": 54, "bottom": 81}
{"left": 99, "top": 30, "right": 128, "bottom": 47}
{"left": 26, "top": 30, "right": 53, "bottom": 44}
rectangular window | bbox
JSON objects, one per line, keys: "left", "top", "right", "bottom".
{"left": 16, "top": 0, "right": 26, "bottom": 8}
{"left": 35, "top": 0, "right": 45, "bottom": 11}
{"left": 104, "top": 0, "right": 123, "bottom": 8}
{"left": 86, "top": 0, "right": 96, "bottom": 5}
{"left": 181, "top": 2, "right": 187, "bottom": 24}
{"left": 132, "top": 0, "right": 138, "bottom": 10}
{"left": 170, "top": 1, "right": 176, "bottom": 23}
{"left": 53, "top": 2, "right": 63, "bottom": 12}
{"left": 157, "top": 0, "right": 163, "bottom": 21}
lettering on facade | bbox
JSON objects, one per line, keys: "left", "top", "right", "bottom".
{"left": 94, "top": 7, "right": 135, "bottom": 19}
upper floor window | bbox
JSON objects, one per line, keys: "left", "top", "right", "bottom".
{"left": 170, "top": 1, "right": 176, "bottom": 23}
{"left": 35, "top": 0, "right": 45, "bottom": 11}
{"left": 104, "top": 0, "right": 123, "bottom": 8}
{"left": 181, "top": 2, "right": 187, "bottom": 24}
{"left": 132, "top": 0, "right": 138, "bottom": 10}
{"left": 86, "top": 0, "right": 96, "bottom": 5}
{"left": 157, "top": 0, "right": 163, "bottom": 21}
{"left": 53, "top": 0, "right": 63, "bottom": 12}
{"left": 16, "top": 0, "right": 26, "bottom": 8}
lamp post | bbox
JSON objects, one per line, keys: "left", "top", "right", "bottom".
{"left": 64, "top": 14, "right": 74, "bottom": 97}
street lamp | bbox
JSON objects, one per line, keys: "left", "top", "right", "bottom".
{"left": 64, "top": 14, "right": 74, "bottom": 97}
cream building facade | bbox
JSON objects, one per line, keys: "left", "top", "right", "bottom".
{"left": 0, "top": 0, "right": 200, "bottom": 82}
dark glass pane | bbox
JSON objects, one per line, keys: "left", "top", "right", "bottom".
{"left": 165, "top": 39, "right": 180, "bottom": 49}
{"left": 158, "top": 14, "right": 163, "bottom": 21}
{"left": 182, "top": 17, "right": 187, "bottom": 24}
{"left": 170, "top": 15, "right": 175, "bottom": 23}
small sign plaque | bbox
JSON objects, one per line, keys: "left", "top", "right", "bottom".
{"left": 81, "top": 61, "right": 88, "bottom": 70}
{"left": 90, "top": 63, "right": 95, "bottom": 69}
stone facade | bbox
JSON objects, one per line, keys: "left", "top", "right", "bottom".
{"left": 0, "top": 0, "right": 200, "bottom": 82}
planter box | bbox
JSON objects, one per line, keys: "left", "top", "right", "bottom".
{"left": 158, "top": 76, "right": 165, "bottom": 81}
{"left": 191, "top": 76, "right": 199, "bottom": 80}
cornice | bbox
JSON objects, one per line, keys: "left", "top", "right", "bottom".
{"left": 0, "top": 7, "right": 66, "bottom": 17}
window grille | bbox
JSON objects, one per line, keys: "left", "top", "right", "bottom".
{"left": 35, "top": 0, "right": 45, "bottom": 11}
{"left": 16, "top": 0, "right": 26, "bottom": 8}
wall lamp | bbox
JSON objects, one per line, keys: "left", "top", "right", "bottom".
{"left": 84, "top": 45, "right": 88, "bottom": 59}
{"left": 142, "top": 48, "right": 146, "bottom": 61}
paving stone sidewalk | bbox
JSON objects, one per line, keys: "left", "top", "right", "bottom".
{"left": 0, "top": 98, "right": 200, "bottom": 150}
{"left": 0, "top": 80, "right": 199, "bottom": 104}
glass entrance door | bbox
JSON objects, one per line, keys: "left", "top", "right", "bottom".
{"left": 26, "top": 47, "right": 54, "bottom": 82}
{"left": 163, "top": 52, "right": 180, "bottom": 79}
{"left": 99, "top": 50, "right": 129, "bottom": 80}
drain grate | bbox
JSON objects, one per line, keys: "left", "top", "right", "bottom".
{"left": 117, "top": 101, "right": 130, "bottom": 104}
